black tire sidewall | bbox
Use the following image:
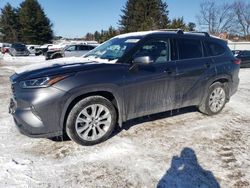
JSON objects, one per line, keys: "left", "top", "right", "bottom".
{"left": 66, "top": 96, "right": 117, "bottom": 146}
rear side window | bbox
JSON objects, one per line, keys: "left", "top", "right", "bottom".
{"left": 206, "top": 41, "right": 225, "bottom": 56}
{"left": 12, "top": 44, "right": 25, "bottom": 48}
{"left": 178, "top": 39, "right": 203, "bottom": 59}
{"left": 88, "top": 46, "right": 95, "bottom": 50}
{"left": 78, "top": 45, "right": 89, "bottom": 51}
{"left": 242, "top": 51, "right": 250, "bottom": 56}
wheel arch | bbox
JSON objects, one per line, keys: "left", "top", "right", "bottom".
{"left": 51, "top": 52, "right": 63, "bottom": 59}
{"left": 61, "top": 90, "right": 123, "bottom": 134}
{"left": 200, "top": 74, "right": 231, "bottom": 106}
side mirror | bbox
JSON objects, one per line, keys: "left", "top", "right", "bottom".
{"left": 132, "top": 56, "right": 153, "bottom": 65}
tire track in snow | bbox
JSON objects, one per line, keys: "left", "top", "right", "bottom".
{"left": 216, "top": 115, "right": 250, "bottom": 188}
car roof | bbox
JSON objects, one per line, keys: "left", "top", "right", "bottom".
{"left": 115, "top": 30, "right": 223, "bottom": 42}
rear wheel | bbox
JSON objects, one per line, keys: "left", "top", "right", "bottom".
{"left": 199, "top": 82, "right": 228, "bottom": 115}
{"left": 66, "top": 96, "right": 117, "bottom": 146}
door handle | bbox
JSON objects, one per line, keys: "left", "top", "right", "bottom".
{"left": 204, "top": 63, "right": 211, "bottom": 68}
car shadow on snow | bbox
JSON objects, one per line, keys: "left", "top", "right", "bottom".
{"left": 111, "top": 106, "right": 198, "bottom": 137}
{"left": 50, "top": 106, "right": 199, "bottom": 142}
{"left": 157, "top": 147, "right": 220, "bottom": 188}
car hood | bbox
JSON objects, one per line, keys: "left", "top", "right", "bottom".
{"left": 12, "top": 57, "right": 117, "bottom": 81}
{"left": 15, "top": 57, "right": 117, "bottom": 74}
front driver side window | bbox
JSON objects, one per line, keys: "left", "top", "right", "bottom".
{"left": 133, "top": 39, "right": 170, "bottom": 64}
{"left": 66, "top": 45, "right": 76, "bottom": 51}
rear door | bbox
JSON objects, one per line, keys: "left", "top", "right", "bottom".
{"left": 77, "top": 45, "right": 90, "bottom": 56}
{"left": 174, "top": 37, "right": 213, "bottom": 108}
{"left": 123, "top": 37, "right": 176, "bottom": 120}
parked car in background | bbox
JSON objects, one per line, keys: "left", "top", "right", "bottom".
{"left": 35, "top": 44, "right": 53, "bottom": 56}
{"left": 0, "top": 43, "right": 11, "bottom": 54}
{"left": 9, "top": 43, "right": 29, "bottom": 56}
{"left": 26, "top": 45, "right": 40, "bottom": 55}
{"left": 45, "top": 44, "right": 98, "bottom": 60}
{"left": 232, "top": 50, "right": 250, "bottom": 68}
{"left": 48, "top": 43, "right": 69, "bottom": 51}
{"left": 9, "top": 30, "right": 240, "bottom": 146}
{"left": 64, "top": 44, "right": 98, "bottom": 57}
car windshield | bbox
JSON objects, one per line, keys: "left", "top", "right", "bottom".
{"left": 84, "top": 36, "right": 142, "bottom": 61}
{"left": 12, "top": 43, "right": 25, "bottom": 48}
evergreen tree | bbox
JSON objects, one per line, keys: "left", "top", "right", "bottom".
{"left": 119, "top": 0, "right": 170, "bottom": 32}
{"left": 187, "top": 22, "right": 196, "bottom": 31}
{"left": 18, "top": 0, "right": 53, "bottom": 44}
{"left": 170, "top": 17, "right": 186, "bottom": 30}
{"left": 85, "top": 32, "right": 95, "bottom": 41}
{"left": 0, "top": 3, "right": 20, "bottom": 43}
{"left": 85, "top": 27, "right": 120, "bottom": 43}
{"left": 94, "top": 31, "right": 101, "bottom": 41}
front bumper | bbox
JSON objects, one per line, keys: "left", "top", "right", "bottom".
{"left": 13, "top": 117, "right": 62, "bottom": 138}
{"left": 9, "top": 85, "right": 66, "bottom": 138}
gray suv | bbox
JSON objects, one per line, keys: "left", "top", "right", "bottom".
{"left": 9, "top": 30, "right": 240, "bottom": 146}
{"left": 9, "top": 43, "right": 30, "bottom": 56}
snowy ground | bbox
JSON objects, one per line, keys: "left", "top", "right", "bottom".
{"left": 0, "top": 55, "right": 250, "bottom": 188}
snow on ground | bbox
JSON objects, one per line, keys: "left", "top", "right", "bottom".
{"left": 1, "top": 54, "right": 45, "bottom": 64}
{"left": 0, "top": 57, "right": 250, "bottom": 188}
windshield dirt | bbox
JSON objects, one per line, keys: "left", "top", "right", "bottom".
{"left": 84, "top": 37, "right": 142, "bottom": 61}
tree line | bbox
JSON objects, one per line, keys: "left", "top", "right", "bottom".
{"left": 1, "top": 0, "right": 250, "bottom": 44}
{"left": 0, "top": 0, "right": 53, "bottom": 44}
{"left": 84, "top": 0, "right": 196, "bottom": 43}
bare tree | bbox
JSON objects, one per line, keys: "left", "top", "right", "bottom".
{"left": 197, "top": 0, "right": 216, "bottom": 33}
{"left": 233, "top": 0, "right": 250, "bottom": 36}
{"left": 197, "top": 0, "right": 234, "bottom": 34}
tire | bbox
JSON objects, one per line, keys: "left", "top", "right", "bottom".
{"left": 35, "top": 51, "right": 42, "bottom": 56}
{"left": 52, "top": 53, "right": 62, "bottom": 59}
{"left": 199, "top": 82, "right": 228, "bottom": 116}
{"left": 66, "top": 96, "right": 117, "bottom": 146}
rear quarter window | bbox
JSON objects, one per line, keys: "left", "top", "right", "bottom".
{"left": 205, "top": 41, "right": 226, "bottom": 56}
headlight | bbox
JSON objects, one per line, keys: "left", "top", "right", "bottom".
{"left": 19, "top": 75, "right": 68, "bottom": 89}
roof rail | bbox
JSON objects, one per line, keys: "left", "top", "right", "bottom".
{"left": 187, "top": 31, "right": 210, "bottom": 37}
{"left": 158, "top": 29, "right": 184, "bottom": 35}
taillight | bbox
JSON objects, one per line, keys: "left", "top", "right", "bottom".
{"left": 232, "top": 59, "right": 241, "bottom": 65}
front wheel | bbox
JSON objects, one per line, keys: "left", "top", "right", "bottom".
{"left": 199, "top": 82, "right": 228, "bottom": 116}
{"left": 51, "top": 53, "right": 62, "bottom": 59}
{"left": 66, "top": 96, "right": 117, "bottom": 146}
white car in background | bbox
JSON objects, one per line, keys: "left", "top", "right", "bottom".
{"left": 35, "top": 44, "right": 53, "bottom": 56}
{"left": 64, "top": 43, "right": 99, "bottom": 57}
{"left": 48, "top": 43, "right": 69, "bottom": 51}
{"left": 45, "top": 43, "right": 99, "bottom": 60}
{"left": 26, "top": 45, "right": 40, "bottom": 54}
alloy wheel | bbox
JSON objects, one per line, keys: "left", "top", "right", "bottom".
{"left": 75, "top": 104, "right": 111, "bottom": 141}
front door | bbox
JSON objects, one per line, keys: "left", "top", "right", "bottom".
{"left": 123, "top": 38, "right": 176, "bottom": 120}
